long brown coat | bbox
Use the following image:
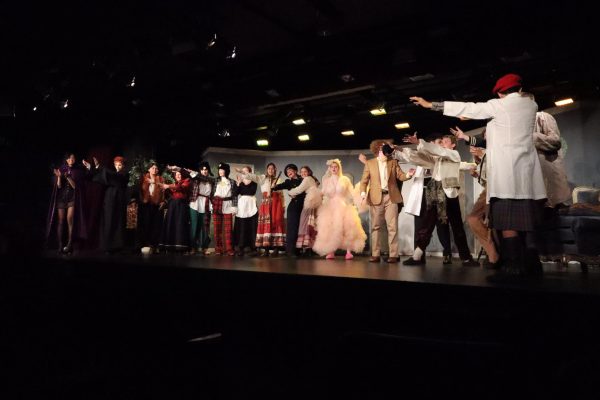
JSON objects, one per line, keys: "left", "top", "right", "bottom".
{"left": 360, "top": 157, "right": 410, "bottom": 206}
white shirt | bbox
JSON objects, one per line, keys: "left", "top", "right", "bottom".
{"left": 408, "top": 140, "right": 472, "bottom": 199}
{"left": 214, "top": 177, "right": 236, "bottom": 214}
{"left": 245, "top": 173, "right": 282, "bottom": 194}
{"left": 189, "top": 181, "right": 212, "bottom": 213}
{"left": 377, "top": 156, "right": 389, "bottom": 191}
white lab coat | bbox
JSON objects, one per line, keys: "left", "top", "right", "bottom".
{"left": 443, "top": 92, "right": 546, "bottom": 202}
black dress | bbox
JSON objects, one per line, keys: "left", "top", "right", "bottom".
{"left": 233, "top": 181, "right": 258, "bottom": 252}
{"left": 93, "top": 166, "right": 129, "bottom": 252}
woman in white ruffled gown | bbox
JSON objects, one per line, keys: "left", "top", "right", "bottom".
{"left": 312, "top": 159, "right": 366, "bottom": 260}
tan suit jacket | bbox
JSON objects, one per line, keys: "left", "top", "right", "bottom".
{"left": 360, "top": 158, "right": 409, "bottom": 206}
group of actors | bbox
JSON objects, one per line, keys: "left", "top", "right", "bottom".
{"left": 46, "top": 155, "right": 368, "bottom": 260}
{"left": 46, "top": 72, "right": 570, "bottom": 281}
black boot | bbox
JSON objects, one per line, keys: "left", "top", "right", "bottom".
{"left": 487, "top": 237, "right": 525, "bottom": 283}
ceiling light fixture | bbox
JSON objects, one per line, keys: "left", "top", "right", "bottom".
{"left": 256, "top": 125, "right": 268, "bottom": 131}
{"left": 298, "top": 134, "right": 310, "bottom": 141}
{"left": 394, "top": 122, "right": 410, "bottom": 129}
{"left": 256, "top": 139, "right": 269, "bottom": 146}
{"left": 370, "top": 108, "right": 386, "bottom": 116}
{"left": 341, "top": 130, "right": 354, "bottom": 136}
{"left": 555, "top": 98, "right": 574, "bottom": 106}
{"left": 292, "top": 118, "right": 306, "bottom": 125}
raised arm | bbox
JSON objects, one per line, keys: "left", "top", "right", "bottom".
{"left": 410, "top": 96, "right": 498, "bottom": 120}
{"left": 417, "top": 139, "right": 461, "bottom": 162}
{"left": 288, "top": 177, "right": 314, "bottom": 196}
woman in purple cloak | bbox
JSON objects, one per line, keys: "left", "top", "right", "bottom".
{"left": 45, "top": 153, "right": 89, "bottom": 254}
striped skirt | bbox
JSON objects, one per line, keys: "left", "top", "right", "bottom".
{"left": 296, "top": 207, "right": 317, "bottom": 249}
{"left": 255, "top": 192, "right": 286, "bottom": 248}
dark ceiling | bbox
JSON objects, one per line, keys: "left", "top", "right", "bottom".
{"left": 1, "top": 0, "right": 597, "bottom": 155}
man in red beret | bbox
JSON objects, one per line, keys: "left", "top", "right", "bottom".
{"left": 409, "top": 74, "right": 547, "bottom": 282}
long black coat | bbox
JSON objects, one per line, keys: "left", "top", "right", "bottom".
{"left": 93, "top": 166, "right": 129, "bottom": 251}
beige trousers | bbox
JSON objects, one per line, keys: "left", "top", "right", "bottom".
{"left": 369, "top": 194, "right": 399, "bottom": 257}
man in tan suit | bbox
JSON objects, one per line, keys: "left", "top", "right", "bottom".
{"left": 360, "top": 139, "right": 414, "bottom": 263}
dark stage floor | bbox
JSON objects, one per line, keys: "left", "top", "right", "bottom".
{"left": 44, "top": 250, "right": 600, "bottom": 295}
{"left": 5, "top": 252, "right": 600, "bottom": 399}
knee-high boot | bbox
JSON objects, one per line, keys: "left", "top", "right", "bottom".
{"left": 487, "top": 236, "right": 525, "bottom": 283}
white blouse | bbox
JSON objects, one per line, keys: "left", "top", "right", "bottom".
{"left": 214, "top": 177, "right": 236, "bottom": 214}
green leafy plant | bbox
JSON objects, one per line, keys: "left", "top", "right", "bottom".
{"left": 128, "top": 156, "right": 174, "bottom": 187}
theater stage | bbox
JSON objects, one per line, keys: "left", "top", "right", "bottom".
{"left": 6, "top": 253, "right": 600, "bottom": 398}
{"left": 44, "top": 250, "right": 600, "bottom": 293}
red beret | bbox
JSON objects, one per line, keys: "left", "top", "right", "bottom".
{"left": 492, "top": 73, "right": 522, "bottom": 94}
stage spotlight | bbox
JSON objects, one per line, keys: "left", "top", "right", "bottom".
{"left": 292, "top": 118, "right": 306, "bottom": 125}
{"left": 394, "top": 122, "right": 410, "bottom": 129}
{"left": 555, "top": 98, "right": 574, "bottom": 106}
{"left": 257, "top": 139, "right": 269, "bottom": 146}
{"left": 341, "top": 130, "right": 354, "bottom": 136}
{"left": 32, "top": 106, "right": 37, "bottom": 111}
{"left": 226, "top": 46, "right": 237, "bottom": 60}
{"left": 298, "top": 134, "right": 310, "bottom": 141}
{"left": 128, "top": 76, "right": 136, "bottom": 87}
{"left": 207, "top": 33, "right": 217, "bottom": 49}
{"left": 61, "top": 100, "right": 69, "bottom": 109}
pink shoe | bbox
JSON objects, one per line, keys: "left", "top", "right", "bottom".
{"left": 326, "top": 253, "right": 335, "bottom": 260}
{"left": 345, "top": 252, "right": 354, "bottom": 260}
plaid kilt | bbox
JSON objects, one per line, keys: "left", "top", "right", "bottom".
{"left": 489, "top": 198, "right": 544, "bottom": 232}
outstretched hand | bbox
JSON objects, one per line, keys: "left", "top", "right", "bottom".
{"left": 402, "top": 131, "right": 418, "bottom": 145}
{"left": 470, "top": 146, "right": 485, "bottom": 159}
{"left": 93, "top": 157, "right": 99, "bottom": 168}
{"left": 82, "top": 159, "right": 91, "bottom": 169}
{"left": 449, "top": 126, "right": 468, "bottom": 141}
{"left": 53, "top": 168, "right": 61, "bottom": 177}
{"left": 358, "top": 153, "right": 367, "bottom": 165}
{"left": 409, "top": 96, "right": 432, "bottom": 108}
